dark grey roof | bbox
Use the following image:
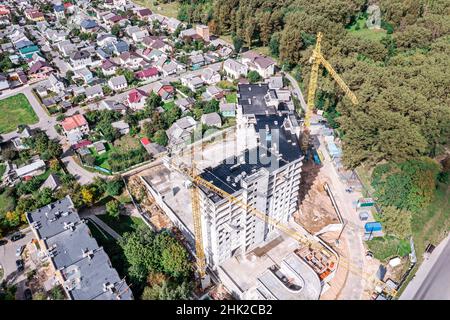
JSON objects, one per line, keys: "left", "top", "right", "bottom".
{"left": 62, "top": 247, "right": 133, "bottom": 300}
{"left": 237, "top": 83, "right": 277, "bottom": 115}
{"left": 200, "top": 114, "right": 301, "bottom": 202}
{"left": 27, "top": 196, "right": 80, "bottom": 239}
{"left": 44, "top": 222, "right": 98, "bottom": 270}
{"left": 71, "top": 50, "right": 90, "bottom": 61}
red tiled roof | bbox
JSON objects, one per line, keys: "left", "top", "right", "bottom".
{"left": 140, "top": 137, "right": 150, "bottom": 145}
{"left": 128, "top": 89, "right": 147, "bottom": 104}
{"left": 64, "top": 2, "right": 73, "bottom": 8}
{"left": 138, "top": 9, "right": 152, "bottom": 17}
{"left": 61, "top": 114, "right": 88, "bottom": 131}
{"left": 72, "top": 139, "right": 92, "bottom": 150}
{"left": 135, "top": 67, "right": 158, "bottom": 79}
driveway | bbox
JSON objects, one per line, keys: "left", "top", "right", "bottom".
{"left": 0, "top": 228, "right": 33, "bottom": 285}
{"left": 284, "top": 73, "right": 307, "bottom": 112}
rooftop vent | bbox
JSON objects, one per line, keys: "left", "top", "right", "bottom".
{"left": 82, "top": 248, "right": 94, "bottom": 259}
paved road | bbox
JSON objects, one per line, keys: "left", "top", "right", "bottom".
{"left": 401, "top": 235, "right": 450, "bottom": 300}
{"left": 285, "top": 73, "right": 308, "bottom": 112}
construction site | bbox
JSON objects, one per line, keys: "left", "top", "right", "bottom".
{"left": 120, "top": 32, "right": 398, "bottom": 300}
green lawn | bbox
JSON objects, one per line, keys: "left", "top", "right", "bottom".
{"left": 98, "top": 214, "right": 145, "bottom": 236}
{"left": 133, "top": 0, "right": 180, "bottom": 18}
{"left": 348, "top": 16, "right": 387, "bottom": 42}
{"left": 0, "top": 94, "right": 39, "bottom": 134}
{"left": 90, "top": 143, "right": 113, "bottom": 170}
{"left": 163, "top": 101, "right": 176, "bottom": 111}
{"left": 366, "top": 236, "right": 411, "bottom": 262}
{"left": 225, "top": 93, "right": 237, "bottom": 103}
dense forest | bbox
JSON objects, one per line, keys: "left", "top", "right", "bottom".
{"left": 171, "top": 0, "right": 450, "bottom": 255}
{"left": 175, "top": 0, "right": 449, "bottom": 169}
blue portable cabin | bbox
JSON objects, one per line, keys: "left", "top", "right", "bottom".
{"left": 365, "top": 222, "right": 382, "bottom": 233}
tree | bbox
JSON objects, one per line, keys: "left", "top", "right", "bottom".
{"left": 155, "top": 232, "right": 192, "bottom": 279}
{"left": 111, "top": 24, "right": 121, "bottom": 37}
{"left": 247, "top": 70, "right": 262, "bottom": 83}
{"left": 1, "top": 148, "right": 17, "bottom": 161}
{"left": 141, "top": 280, "right": 191, "bottom": 300}
{"left": 269, "top": 33, "right": 280, "bottom": 57}
{"left": 49, "top": 159, "right": 61, "bottom": 171}
{"left": 106, "top": 199, "right": 120, "bottom": 220}
{"left": 81, "top": 186, "right": 94, "bottom": 206}
{"left": 163, "top": 106, "right": 182, "bottom": 128}
{"left": 379, "top": 206, "right": 412, "bottom": 240}
{"left": 232, "top": 35, "right": 243, "bottom": 53}
{"left": 153, "top": 130, "right": 168, "bottom": 147}
{"left": 106, "top": 177, "right": 124, "bottom": 196}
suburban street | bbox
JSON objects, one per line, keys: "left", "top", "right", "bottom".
{"left": 401, "top": 234, "right": 450, "bottom": 300}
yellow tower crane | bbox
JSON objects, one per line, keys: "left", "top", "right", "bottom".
{"left": 302, "top": 32, "right": 358, "bottom": 151}
{"left": 170, "top": 159, "right": 397, "bottom": 298}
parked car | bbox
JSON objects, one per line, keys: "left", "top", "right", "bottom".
{"left": 16, "top": 259, "right": 24, "bottom": 272}
{"left": 0, "top": 239, "right": 7, "bottom": 246}
{"left": 16, "top": 245, "right": 25, "bottom": 257}
{"left": 23, "top": 288, "right": 32, "bottom": 300}
{"left": 11, "top": 232, "right": 24, "bottom": 242}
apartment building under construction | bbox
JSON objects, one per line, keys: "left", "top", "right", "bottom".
{"left": 198, "top": 83, "right": 304, "bottom": 270}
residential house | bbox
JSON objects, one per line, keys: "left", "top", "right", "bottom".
{"left": 24, "top": 9, "right": 45, "bottom": 22}
{"left": 11, "top": 126, "right": 32, "bottom": 150}
{"left": 93, "top": 141, "right": 106, "bottom": 154}
{"left": 85, "top": 84, "right": 104, "bottom": 100}
{"left": 135, "top": 67, "right": 159, "bottom": 82}
{"left": 0, "top": 74, "right": 9, "bottom": 91}
{"left": 15, "top": 159, "right": 46, "bottom": 179}
{"left": 111, "top": 120, "right": 130, "bottom": 135}
{"left": 80, "top": 19, "right": 98, "bottom": 32}
{"left": 201, "top": 85, "right": 224, "bottom": 101}
{"left": 174, "top": 97, "right": 195, "bottom": 112}
{"left": 190, "top": 53, "right": 205, "bottom": 69}
{"left": 96, "top": 33, "right": 117, "bottom": 47}
{"left": 201, "top": 67, "right": 221, "bottom": 85}
{"left": 127, "top": 88, "right": 147, "bottom": 110}
{"left": 53, "top": 4, "right": 65, "bottom": 19}
{"left": 156, "top": 84, "right": 175, "bottom": 101}
{"left": 166, "top": 116, "right": 197, "bottom": 147}
{"left": 101, "top": 59, "right": 118, "bottom": 76}
{"left": 140, "top": 137, "right": 166, "bottom": 157}
{"left": 130, "top": 28, "right": 149, "bottom": 43}
{"left": 137, "top": 8, "right": 152, "bottom": 20}
{"left": 25, "top": 196, "right": 133, "bottom": 300}
{"left": 201, "top": 112, "right": 222, "bottom": 128}
{"left": 181, "top": 74, "right": 203, "bottom": 92}
{"left": 219, "top": 102, "right": 236, "bottom": 118}
{"left": 73, "top": 67, "right": 93, "bottom": 84}
{"left": 108, "top": 75, "right": 127, "bottom": 91}
{"left": 47, "top": 73, "right": 65, "bottom": 93}
{"left": 39, "top": 173, "right": 61, "bottom": 191}
{"left": 196, "top": 25, "right": 210, "bottom": 42}
{"left": 143, "top": 36, "right": 171, "bottom": 53}
{"left": 266, "top": 76, "right": 284, "bottom": 90}
{"left": 100, "top": 100, "right": 127, "bottom": 113}
{"left": 223, "top": 59, "right": 248, "bottom": 79}
{"left": 61, "top": 114, "right": 90, "bottom": 138}
{"left": 241, "top": 51, "right": 275, "bottom": 78}
{"left": 119, "top": 51, "right": 144, "bottom": 70}
{"left": 70, "top": 50, "right": 92, "bottom": 70}
{"left": 28, "top": 61, "right": 53, "bottom": 80}
{"left": 19, "top": 45, "right": 40, "bottom": 60}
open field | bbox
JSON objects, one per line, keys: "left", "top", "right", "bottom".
{"left": 133, "top": 0, "right": 179, "bottom": 18}
{"left": 0, "top": 94, "right": 39, "bottom": 134}
{"left": 348, "top": 17, "right": 387, "bottom": 42}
